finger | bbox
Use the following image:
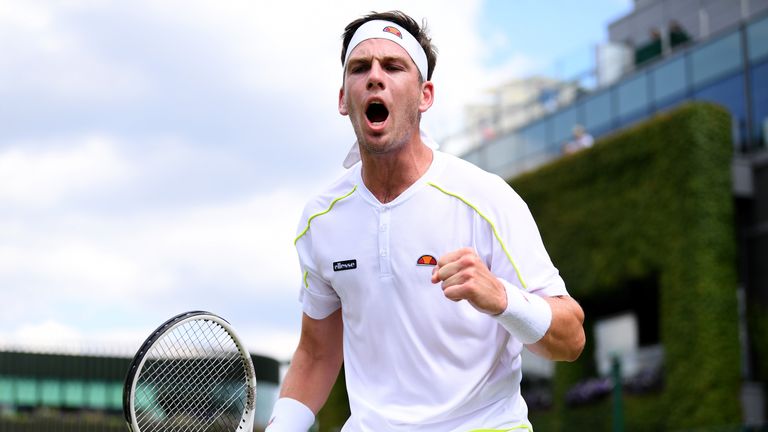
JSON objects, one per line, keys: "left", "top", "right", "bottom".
{"left": 436, "top": 247, "right": 474, "bottom": 268}
{"left": 434, "top": 259, "right": 465, "bottom": 283}
{"left": 442, "top": 283, "right": 469, "bottom": 302}
{"left": 430, "top": 264, "right": 441, "bottom": 284}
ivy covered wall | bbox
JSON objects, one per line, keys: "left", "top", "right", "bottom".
{"left": 514, "top": 103, "right": 742, "bottom": 430}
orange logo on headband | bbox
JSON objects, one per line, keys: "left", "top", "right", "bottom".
{"left": 382, "top": 26, "right": 403, "bottom": 39}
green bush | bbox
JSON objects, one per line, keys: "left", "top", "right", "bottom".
{"left": 512, "top": 103, "right": 740, "bottom": 430}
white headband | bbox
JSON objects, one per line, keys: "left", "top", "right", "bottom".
{"left": 343, "top": 20, "right": 429, "bottom": 81}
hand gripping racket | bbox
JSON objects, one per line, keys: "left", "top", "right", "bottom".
{"left": 123, "top": 311, "right": 257, "bottom": 432}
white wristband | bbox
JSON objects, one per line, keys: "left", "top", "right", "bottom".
{"left": 494, "top": 280, "right": 552, "bottom": 344}
{"left": 265, "top": 398, "right": 315, "bottom": 432}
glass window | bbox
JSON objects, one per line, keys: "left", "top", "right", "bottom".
{"left": 617, "top": 110, "right": 651, "bottom": 129}
{"left": 0, "top": 378, "right": 12, "bottom": 404}
{"left": 462, "top": 147, "right": 483, "bottom": 168}
{"left": 522, "top": 120, "right": 549, "bottom": 156}
{"left": 750, "top": 61, "right": 768, "bottom": 149}
{"left": 63, "top": 380, "right": 85, "bottom": 407}
{"left": 487, "top": 134, "right": 521, "bottom": 172}
{"left": 583, "top": 90, "right": 613, "bottom": 133}
{"left": 652, "top": 56, "right": 688, "bottom": 104}
{"left": 16, "top": 378, "right": 38, "bottom": 405}
{"left": 87, "top": 381, "right": 109, "bottom": 409}
{"left": 108, "top": 382, "right": 124, "bottom": 409}
{"left": 693, "top": 73, "right": 746, "bottom": 149}
{"left": 747, "top": 15, "right": 768, "bottom": 62}
{"left": 654, "top": 93, "right": 689, "bottom": 114}
{"left": 40, "top": 380, "right": 62, "bottom": 406}
{"left": 691, "top": 32, "right": 742, "bottom": 87}
{"left": 617, "top": 73, "right": 649, "bottom": 120}
{"left": 552, "top": 105, "right": 579, "bottom": 146}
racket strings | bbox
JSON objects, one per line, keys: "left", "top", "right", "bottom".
{"left": 137, "top": 323, "right": 245, "bottom": 431}
{"left": 146, "top": 327, "right": 239, "bottom": 415}
{"left": 133, "top": 319, "right": 250, "bottom": 432}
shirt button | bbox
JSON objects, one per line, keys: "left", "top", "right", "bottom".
{"left": 379, "top": 224, "right": 387, "bottom": 232}
{"left": 380, "top": 249, "right": 387, "bottom": 257}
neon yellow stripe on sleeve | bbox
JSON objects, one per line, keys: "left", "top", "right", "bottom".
{"left": 427, "top": 182, "right": 528, "bottom": 290}
{"left": 294, "top": 185, "right": 357, "bottom": 245}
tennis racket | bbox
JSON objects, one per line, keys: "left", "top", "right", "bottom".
{"left": 123, "top": 311, "right": 257, "bottom": 432}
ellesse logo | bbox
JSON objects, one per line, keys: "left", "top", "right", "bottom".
{"left": 382, "top": 26, "right": 403, "bottom": 39}
{"left": 416, "top": 255, "right": 437, "bottom": 266}
{"left": 333, "top": 259, "right": 357, "bottom": 271}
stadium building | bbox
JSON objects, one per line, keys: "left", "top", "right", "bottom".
{"left": 0, "top": 348, "right": 280, "bottom": 431}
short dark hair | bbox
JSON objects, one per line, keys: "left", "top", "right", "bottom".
{"left": 340, "top": 10, "right": 438, "bottom": 81}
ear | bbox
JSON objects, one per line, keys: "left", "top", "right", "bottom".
{"left": 419, "top": 81, "right": 435, "bottom": 113}
{"left": 338, "top": 87, "right": 348, "bottom": 116}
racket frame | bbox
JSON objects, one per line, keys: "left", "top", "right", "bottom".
{"left": 123, "top": 310, "right": 257, "bottom": 432}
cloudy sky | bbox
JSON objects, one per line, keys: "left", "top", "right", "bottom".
{"left": 0, "top": 0, "right": 630, "bottom": 361}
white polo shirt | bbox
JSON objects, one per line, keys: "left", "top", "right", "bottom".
{"left": 294, "top": 149, "right": 567, "bottom": 432}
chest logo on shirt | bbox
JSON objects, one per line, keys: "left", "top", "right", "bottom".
{"left": 416, "top": 255, "right": 438, "bottom": 266}
{"left": 333, "top": 259, "right": 357, "bottom": 271}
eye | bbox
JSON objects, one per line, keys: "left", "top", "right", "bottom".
{"left": 349, "top": 63, "right": 369, "bottom": 74}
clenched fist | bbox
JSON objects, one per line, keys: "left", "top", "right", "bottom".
{"left": 430, "top": 247, "right": 508, "bottom": 315}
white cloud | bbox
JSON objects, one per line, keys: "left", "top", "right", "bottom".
{"left": 0, "top": 319, "right": 156, "bottom": 356}
{"left": 0, "top": 1, "right": 147, "bottom": 101}
{"left": 0, "top": 135, "right": 132, "bottom": 208}
{"left": 238, "top": 324, "right": 301, "bottom": 363}
{"left": 0, "top": 320, "right": 82, "bottom": 350}
{"left": 1, "top": 187, "right": 305, "bottom": 302}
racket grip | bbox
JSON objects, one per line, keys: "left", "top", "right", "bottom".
{"left": 265, "top": 398, "right": 315, "bottom": 432}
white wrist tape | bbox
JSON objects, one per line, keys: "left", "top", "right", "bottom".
{"left": 265, "top": 398, "right": 315, "bottom": 432}
{"left": 494, "top": 280, "right": 552, "bottom": 344}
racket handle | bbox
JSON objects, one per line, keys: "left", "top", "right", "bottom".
{"left": 265, "top": 398, "right": 315, "bottom": 432}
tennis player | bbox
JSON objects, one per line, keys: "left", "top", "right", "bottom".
{"left": 266, "top": 10, "right": 585, "bottom": 432}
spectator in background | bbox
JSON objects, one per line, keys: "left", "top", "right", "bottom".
{"left": 563, "top": 124, "right": 594, "bottom": 155}
{"left": 669, "top": 20, "right": 691, "bottom": 49}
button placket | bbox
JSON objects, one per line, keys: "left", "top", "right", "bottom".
{"left": 378, "top": 207, "right": 391, "bottom": 275}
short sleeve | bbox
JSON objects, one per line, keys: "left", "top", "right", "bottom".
{"left": 295, "top": 217, "right": 341, "bottom": 320}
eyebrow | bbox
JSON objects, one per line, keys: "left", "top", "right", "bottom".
{"left": 346, "top": 54, "right": 412, "bottom": 69}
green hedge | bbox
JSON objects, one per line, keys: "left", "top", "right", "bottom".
{"left": 513, "top": 103, "right": 740, "bottom": 430}
{"left": 317, "top": 366, "right": 350, "bottom": 432}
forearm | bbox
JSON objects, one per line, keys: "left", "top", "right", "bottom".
{"left": 278, "top": 310, "right": 344, "bottom": 414}
{"left": 526, "top": 296, "right": 585, "bottom": 361}
{"left": 279, "top": 341, "right": 343, "bottom": 414}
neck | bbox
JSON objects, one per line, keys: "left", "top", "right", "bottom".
{"left": 360, "top": 136, "right": 433, "bottom": 204}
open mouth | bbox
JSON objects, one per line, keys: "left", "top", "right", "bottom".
{"left": 365, "top": 102, "right": 389, "bottom": 124}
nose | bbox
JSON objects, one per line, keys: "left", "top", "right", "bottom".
{"left": 366, "top": 62, "right": 385, "bottom": 90}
